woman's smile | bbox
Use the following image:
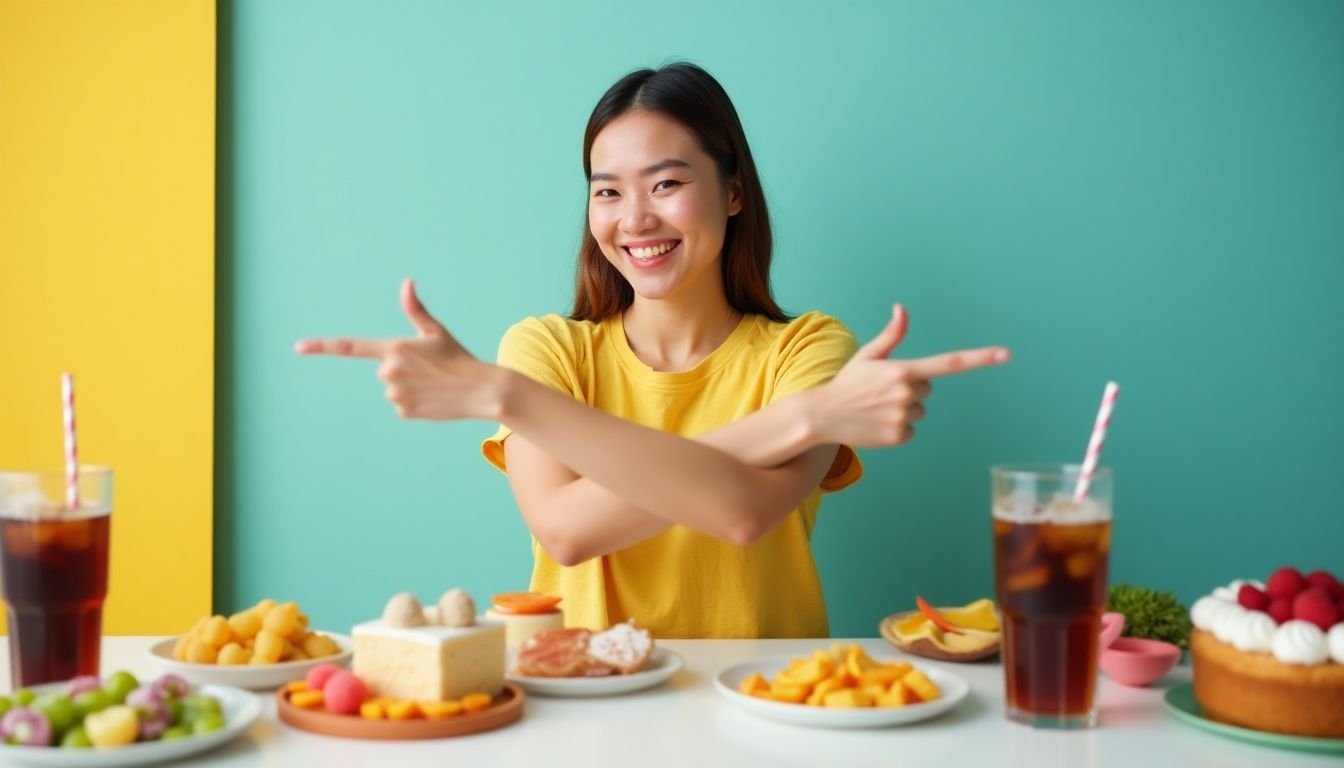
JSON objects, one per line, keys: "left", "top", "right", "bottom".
{"left": 622, "top": 239, "right": 682, "bottom": 268}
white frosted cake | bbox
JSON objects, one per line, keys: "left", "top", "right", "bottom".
{"left": 352, "top": 590, "right": 506, "bottom": 701}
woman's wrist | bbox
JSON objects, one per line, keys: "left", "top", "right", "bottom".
{"left": 792, "top": 386, "right": 828, "bottom": 452}
{"left": 478, "top": 363, "right": 516, "bottom": 422}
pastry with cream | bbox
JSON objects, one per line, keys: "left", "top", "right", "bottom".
{"left": 352, "top": 590, "right": 505, "bottom": 701}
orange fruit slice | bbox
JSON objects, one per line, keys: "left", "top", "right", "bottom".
{"left": 916, "top": 596, "right": 964, "bottom": 635}
{"left": 491, "top": 592, "right": 562, "bottom": 615}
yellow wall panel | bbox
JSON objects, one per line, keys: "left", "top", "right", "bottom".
{"left": 0, "top": 0, "right": 215, "bottom": 634}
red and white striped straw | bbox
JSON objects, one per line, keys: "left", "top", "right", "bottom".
{"left": 62, "top": 372, "right": 80, "bottom": 510}
{"left": 1073, "top": 381, "right": 1120, "bottom": 502}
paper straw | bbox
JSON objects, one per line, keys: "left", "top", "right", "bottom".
{"left": 62, "top": 372, "right": 80, "bottom": 510}
{"left": 1073, "top": 381, "right": 1119, "bottom": 502}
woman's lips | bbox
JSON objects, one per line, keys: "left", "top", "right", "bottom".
{"left": 623, "top": 240, "right": 680, "bottom": 269}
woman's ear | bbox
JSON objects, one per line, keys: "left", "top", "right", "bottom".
{"left": 727, "top": 176, "right": 744, "bottom": 217}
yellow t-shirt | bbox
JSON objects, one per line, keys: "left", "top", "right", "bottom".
{"left": 481, "top": 311, "right": 863, "bottom": 638}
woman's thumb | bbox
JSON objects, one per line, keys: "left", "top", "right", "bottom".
{"left": 854, "top": 304, "right": 908, "bottom": 360}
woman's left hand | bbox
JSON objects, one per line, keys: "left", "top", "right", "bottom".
{"left": 295, "top": 279, "right": 503, "bottom": 420}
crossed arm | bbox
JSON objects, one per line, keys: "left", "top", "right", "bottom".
{"left": 296, "top": 280, "right": 1009, "bottom": 565}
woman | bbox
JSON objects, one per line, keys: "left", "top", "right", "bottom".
{"left": 298, "top": 63, "right": 1009, "bottom": 638}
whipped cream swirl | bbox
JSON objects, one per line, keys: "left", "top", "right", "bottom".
{"left": 1272, "top": 620, "right": 1329, "bottom": 665}
{"left": 1328, "top": 625, "right": 1344, "bottom": 665}
{"left": 1191, "top": 580, "right": 1331, "bottom": 664}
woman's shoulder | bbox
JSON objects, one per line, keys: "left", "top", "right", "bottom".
{"left": 502, "top": 313, "right": 604, "bottom": 347}
{"left": 498, "top": 314, "right": 609, "bottom": 372}
{"left": 751, "top": 310, "right": 857, "bottom": 349}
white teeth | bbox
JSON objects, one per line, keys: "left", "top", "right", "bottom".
{"left": 628, "top": 242, "right": 676, "bottom": 260}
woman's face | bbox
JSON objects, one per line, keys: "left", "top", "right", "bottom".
{"left": 588, "top": 110, "right": 741, "bottom": 305}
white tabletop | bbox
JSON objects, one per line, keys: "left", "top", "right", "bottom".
{"left": 1, "top": 637, "right": 1335, "bottom": 767}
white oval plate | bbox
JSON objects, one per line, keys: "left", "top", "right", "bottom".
{"left": 714, "top": 655, "right": 969, "bottom": 729}
{"left": 146, "top": 631, "right": 352, "bottom": 690}
{"left": 506, "top": 647, "right": 683, "bottom": 697}
{"left": 0, "top": 682, "right": 260, "bottom": 767}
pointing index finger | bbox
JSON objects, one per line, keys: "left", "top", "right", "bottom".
{"left": 905, "top": 346, "right": 1011, "bottom": 379}
{"left": 294, "top": 337, "right": 387, "bottom": 359}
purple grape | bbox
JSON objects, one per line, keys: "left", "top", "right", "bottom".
{"left": 66, "top": 675, "right": 102, "bottom": 698}
{"left": 0, "top": 707, "right": 53, "bottom": 747}
{"left": 138, "top": 713, "right": 170, "bottom": 741}
{"left": 125, "top": 686, "right": 167, "bottom": 719}
{"left": 149, "top": 673, "right": 190, "bottom": 700}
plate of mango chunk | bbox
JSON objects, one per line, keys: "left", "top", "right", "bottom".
{"left": 713, "top": 643, "right": 969, "bottom": 728}
{"left": 146, "top": 598, "right": 352, "bottom": 690}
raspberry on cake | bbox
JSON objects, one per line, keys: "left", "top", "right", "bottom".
{"left": 1190, "top": 570, "right": 1344, "bottom": 738}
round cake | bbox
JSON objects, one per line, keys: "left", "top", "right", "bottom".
{"left": 1189, "top": 568, "right": 1344, "bottom": 739}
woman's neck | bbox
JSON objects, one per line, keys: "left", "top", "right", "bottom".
{"left": 622, "top": 294, "right": 742, "bottom": 372}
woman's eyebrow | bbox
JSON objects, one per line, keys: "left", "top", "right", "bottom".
{"left": 589, "top": 158, "right": 692, "bottom": 182}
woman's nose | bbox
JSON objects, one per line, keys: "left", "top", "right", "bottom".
{"left": 619, "top": 195, "right": 657, "bottom": 234}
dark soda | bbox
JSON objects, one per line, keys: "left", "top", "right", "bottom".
{"left": 994, "top": 515, "right": 1110, "bottom": 723}
{"left": 0, "top": 512, "right": 110, "bottom": 687}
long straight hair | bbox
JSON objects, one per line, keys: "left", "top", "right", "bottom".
{"left": 570, "top": 63, "right": 788, "bottom": 323}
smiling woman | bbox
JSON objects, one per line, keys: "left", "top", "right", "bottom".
{"left": 297, "top": 63, "right": 1011, "bottom": 639}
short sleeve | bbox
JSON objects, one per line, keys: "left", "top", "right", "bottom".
{"left": 769, "top": 312, "right": 864, "bottom": 493}
{"left": 480, "top": 317, "right": 583, "bottom": 474}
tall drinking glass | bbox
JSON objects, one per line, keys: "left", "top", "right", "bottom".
{"left": 992, "top": 464, "right": 1111, "bottom": 729}
{"left": 0, "top": 467, "right": 113, "bottom": 687}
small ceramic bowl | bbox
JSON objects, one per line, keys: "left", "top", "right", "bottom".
{"left": 1099, "top": 637, "right": 1181, "bottom": 686}
{"left": 1099, "top": 612, "right": 1125, "bottom": 650}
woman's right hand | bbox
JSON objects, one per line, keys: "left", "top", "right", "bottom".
{"left": 294, "top": 279, "right": 507, "bottom": 422}
{"left": 811, "top": 305, "right": 1010, "bottom": 448}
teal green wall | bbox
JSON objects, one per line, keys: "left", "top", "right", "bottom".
{"left": 218, "top": 1, "right": 1344, "bottom": 637}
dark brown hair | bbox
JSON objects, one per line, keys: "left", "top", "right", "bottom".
{"left": 570, "top": 63, "right": 788, "bottom": 323}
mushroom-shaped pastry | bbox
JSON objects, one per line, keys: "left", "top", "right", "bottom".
{"left": 382, "top": 592, "right": 428, "bottom": 628}
{"left": 436, "top": 588, "right": 476, "bottom": 628}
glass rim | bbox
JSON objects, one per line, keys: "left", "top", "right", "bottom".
{"left": 991, "top": 463, "right": 1112, "bottom": 482}
{"left": 0, "top": 465, "right": 114, "bottom": 481}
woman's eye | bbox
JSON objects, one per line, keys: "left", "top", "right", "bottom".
{"left": 653, "top": 179, "right": 681, "bottom": 192}
{"left": 593, "top": 188, "right": 618, "bottom": 199}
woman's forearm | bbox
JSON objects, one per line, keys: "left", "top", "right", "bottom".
{"left": 496, "top": 368, "right": 829, "bottom": 543}
{"left": 513, "top": 387, "right": 836, "bottom": 562}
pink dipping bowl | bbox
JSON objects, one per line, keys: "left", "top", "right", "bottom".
{"left": 1099, "top": 637, "right": 1181, "bottom": 686}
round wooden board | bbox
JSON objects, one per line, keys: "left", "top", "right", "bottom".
{"left": 276, "top": 683, "right": 525, "bottom": 740}
{"left": 879, "top": 610, "right": 1000, "bottom": 662}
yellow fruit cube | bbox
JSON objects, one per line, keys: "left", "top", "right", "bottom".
{"left": 737, "top": 673, "right": 769, "bottom": 696}
{"left": 845, "top": 646, "right": 880, "bottom": 677}
{"left": 804, "top": 676, "right": 846, "bottom": 706}
{"left": 302, "top": 633, "right": 340, "bottom": 659}
{"left": 386, "top": 700, "right": 420, "bottom": 720}
{"left": 767, "top": 683, "right": 811, "bottom": 703}
{"left": 776, "top": 657, "right": 831, "bottom": 686}
{"left": 263, "top": 602, "right": 300, "bottom": 638}
{"left": 901, "top": 669, "right": 940, "bottom": 702}
{"left": 359, "top": 701, "right": 387, "bottom": 720}
{"left": 823, "top": 688, "right": 873, "bottom": 708}
{"left": 877, "top": 681, "right": 918, "bottom": 708}
{"left": 858, "top": 663, "right": 910, "bottom": 688}
{"left": 218, "top": 643, "right": 251, "bottom": 666}
{"left": 421, "top": 700, "right": 464, "bottom": 719}
{"left": 186, "top": 639, "right": 218, "bottom": 664}
{"left": 461, "top": 693, "right": 492, "bottom": 713}
{"left": 290, "top": 690, "right": 324, "bottom": 709}
{"left": 172, "top": 635, "right": 191, "bottom": 662}
{"left": 227, "top": 609, "right": 262, "bottom": 640}
{"left": 202, "top": 615, "right": 233, "bottom": 647}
